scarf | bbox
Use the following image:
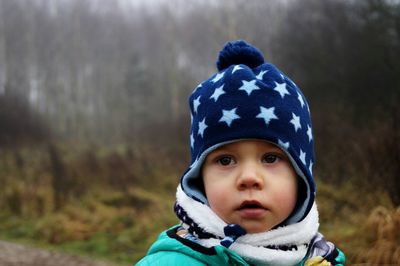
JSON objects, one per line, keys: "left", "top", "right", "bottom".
{"left": 175, "top": 186, "right": 320, "bottom": 266}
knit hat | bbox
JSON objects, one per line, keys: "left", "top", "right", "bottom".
{"left": 181, "top": 40, "right": 315, "bottom": 224}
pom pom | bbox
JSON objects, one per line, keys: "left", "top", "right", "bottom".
{"left": 216, "top": 40, "right": 265, "bottom": 71}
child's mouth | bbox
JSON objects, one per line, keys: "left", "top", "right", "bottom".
{"left": 241, "top": 203, "right": 262, "bottom": 209}
{"left": 238, "top": 201, "right": 268, "bottom": 218}
{"left": 239, "top": 200, "right": 265, "bottom": 209}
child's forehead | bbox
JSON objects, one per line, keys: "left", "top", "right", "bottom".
{"left": 212, "top": 140, "right": 283, "bottom": 152}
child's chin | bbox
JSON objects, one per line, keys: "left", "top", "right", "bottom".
{"left": 240, "top": 223, "right": 274, "bottom": 234}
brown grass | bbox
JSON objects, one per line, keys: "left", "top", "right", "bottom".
{"left": 355, "top": 206, "right": 400, "bottom": 264}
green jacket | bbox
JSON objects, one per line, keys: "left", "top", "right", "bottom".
{"left": 136, "top": 226, "right": 249, "bottom": 266}
{"left": 136, "top": 226, "right": 345, "bottom": 266}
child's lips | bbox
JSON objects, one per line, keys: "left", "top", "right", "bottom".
{"left": 237, "top": 200, "right": 268, "bottom": 218}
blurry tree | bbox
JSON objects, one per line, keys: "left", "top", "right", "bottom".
{"left": 273, "top": 0, "right": 400, "bottom": 118}
{"left": 0, "top": 91, "right": 49, "bottom": 146}
{"left": 0, "top": 0, "right": 30, "bottom": 99}
{"left": 0, "top": 0, "right": 286, "bottom": 146}
{"left": 48, "top": 143, "right": 69, "bottom": 210}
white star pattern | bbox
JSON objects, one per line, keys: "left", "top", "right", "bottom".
{"left": 288, "top": 79, "right": 297, "bottom": 88}
{"left": 211, "top": 72, "right": 224, "bottom": 83}
{"left": 190, "top": 133, "right": 195, "bottom": 148}
{"left": 256, "top": 106, "right": 278, "bottom": 126}
{"left": 219, "top": 108, "right": 240, "bottom": 127}
{"left": 273, "top": 81, "right": 290, "bottom": 98}
{"left": 290, "top": 113, "right": 301, "bottom": 132}
{"left": 239, "top": 80, "right": 260, "bottom": 96}
{"left": 198, "top": 118, "right": 208, "bottom": 137}
{"left": 193, "top": 83, "right": 202, "bottom": 93}
{"left": 299, "top": 149, "right": 306, "bottom": 165}
{"left": 309, "top": 161, "right": 313, "bottom": 174}
{"left": 232, "top": 65, "right": 243, "bottom": 74}
{"left": 256, "top": 70, "right": 268, "bottom": 80}
{"left": 278, "top": 139, "right": 290, "bottom": 149}
{"left": 297, "top": 92, "right": 305, "bottom": 108}
{"left": 193, "top": 96, "right": 201, "bottom": 113}
{"left": 307, "top": 125, "right": 312, "bottom": 142}
{"left": 210, "top": 85, "right": 225, "bottom": 101}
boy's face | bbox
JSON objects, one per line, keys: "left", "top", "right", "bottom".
{"left": 202, "top": 140, "right": 298, "bottom": 234}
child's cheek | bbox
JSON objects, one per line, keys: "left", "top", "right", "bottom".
{"left": 272, "top": 185, "right": 298, "bottom": 212}
{"left": 206, "top": 185, "right": 231, "bottom": 214}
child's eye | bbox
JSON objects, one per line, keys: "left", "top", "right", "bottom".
{"left": 217, "top": 156, "right": 235, "bottom": 166}
{"left": 262, "top": 154, "right": 280, "bottom": 164}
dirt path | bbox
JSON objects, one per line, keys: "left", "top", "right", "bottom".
{"left": 0, "top": 240, "right": 118, "bottom": 266}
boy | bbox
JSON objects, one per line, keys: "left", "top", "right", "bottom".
{"left": 137, "top": 40, "right": 345, "bottom": 265}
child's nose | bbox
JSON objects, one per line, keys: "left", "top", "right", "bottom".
{"left": 236, "top": 163, "right": 264, "bottom": 190}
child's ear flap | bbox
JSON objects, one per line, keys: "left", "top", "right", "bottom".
{"left": 288, "top": 177, "right": 308, "bottom": 223}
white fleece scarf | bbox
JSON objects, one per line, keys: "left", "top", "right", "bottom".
{"left": 176, "top": 186, "right": 320, "bottom": 266}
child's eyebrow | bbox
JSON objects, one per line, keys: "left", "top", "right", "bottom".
{"left": 268, "top": 147, "right": 285, "bottom": 153}
{"left": 211, "top": 148, "right": 232, "bottom": 154}
{"left": 213, "top": 145, "right": 285, "bottom": 154}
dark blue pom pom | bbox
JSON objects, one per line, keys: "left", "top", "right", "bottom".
{"left": 216, "top": 40, "right": 265, "bottom": 71}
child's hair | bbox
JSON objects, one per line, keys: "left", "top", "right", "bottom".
{"left": 180, "top": 40, "right": 315, "bottom": 224}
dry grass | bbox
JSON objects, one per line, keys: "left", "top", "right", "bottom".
{"left": 355, "top": 206, "right": 400, "bottom": 264}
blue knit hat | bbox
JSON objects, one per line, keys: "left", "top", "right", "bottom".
{"left": 181, "top": 40, "right": 315, "bottom": 224}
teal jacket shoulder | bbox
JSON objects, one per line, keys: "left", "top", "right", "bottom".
{"left": 135, "top": 226, "right": 248, "bottom": 266}
{"left": 136, "top": 226, "right": 345, "bottom": 266}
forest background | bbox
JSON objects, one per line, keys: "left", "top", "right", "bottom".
{"left": 0, "top": 0, "right": 399, "bottom": 264}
